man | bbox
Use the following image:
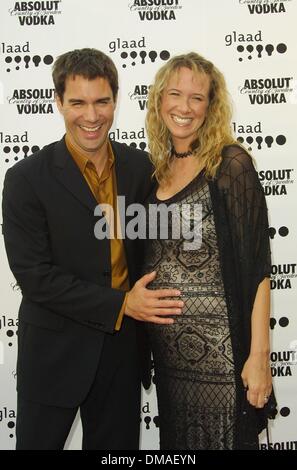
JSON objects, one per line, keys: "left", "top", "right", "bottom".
{"left": 2, "top": 48, "right": 183, "bottom": 450}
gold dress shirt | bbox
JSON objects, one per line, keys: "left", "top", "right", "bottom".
{"left": 65, "top": 136, "right": 128, "bottom": 331}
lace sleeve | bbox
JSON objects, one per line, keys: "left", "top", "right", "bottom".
{"left": 216, "top": 145, "right": 271, "bottom": 285}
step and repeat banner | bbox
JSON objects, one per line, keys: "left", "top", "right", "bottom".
{"left": 0, "top": 0, "right": 296, "bottom": 451}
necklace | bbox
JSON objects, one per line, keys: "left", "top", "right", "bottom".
{"left": 171, "top": 146, "right": 193, "bottom": 159}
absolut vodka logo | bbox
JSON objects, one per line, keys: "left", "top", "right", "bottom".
{"left": 239, "top": 0, "right": 289, "bottom": 15}
{"left": 129, "top": 0, "right": 182, "bottom": 21}
{"left": 129, "top": 84, "right": 151, "bottom": 110}
{"left": 8, "top": 88, "right": 55, "bottom": 114}
{"left": 270, "top": 263, "right": 297, "bottom": 289}
{"left": 9, "top": 1, "right": 62, "bottom": 26}
{"left": 239, "top": 77, "right": 293, "bottom": 104}
{"left": 270, "top": 347, "right": 297, "bottom": 378}
{"left": 109, "top": 37, "right": 170, "bottom": 68}
{"left": 258, "top": 168, "right": 294, "bottom": 196}
{"left": 260, "top": 441, "right": 297, "bottom": 451}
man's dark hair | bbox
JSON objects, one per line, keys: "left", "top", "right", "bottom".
{"left": 52, "top": 48, "right": 119, "bottom": 102}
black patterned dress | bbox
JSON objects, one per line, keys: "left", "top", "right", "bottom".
{"left": 143, "top": 171, "right": 236, "bottom": 450}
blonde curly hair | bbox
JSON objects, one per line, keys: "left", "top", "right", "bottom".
{"left": 145, "top": 52, "right": 236, "bottom": 183}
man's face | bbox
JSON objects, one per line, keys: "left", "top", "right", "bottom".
{"left": 56, "top": 75, "right": 116, "bottom": 158}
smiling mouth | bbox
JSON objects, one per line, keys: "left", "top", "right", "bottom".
{"left": 172, "top": 115, "right": 193, "bottom": 126}
{"left": 79, "top": 125, "right": 102, "bottom": 132}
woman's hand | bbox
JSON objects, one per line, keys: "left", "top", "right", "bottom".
{"left": 241, "top": 352, "right": 272, "bottom": 408}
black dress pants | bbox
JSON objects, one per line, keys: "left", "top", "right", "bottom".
{"left": 16, "top": 322, "right": 141, "bottom": 450}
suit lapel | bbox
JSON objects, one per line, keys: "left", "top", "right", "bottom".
{"left": 111, "top": 141, "right": 136, "bottom": 276}
{"left": 52, "top": 138, "right": 97, "bottom": 212}
{"left": 111, "top": 141, "right": 129, "bottom": 200}
{"left": 52, "top": 138, "right": 135, "bottom": 271}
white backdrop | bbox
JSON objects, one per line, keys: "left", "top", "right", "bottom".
{"left": 0, "top": 0, "right": 296, "bottom": 451}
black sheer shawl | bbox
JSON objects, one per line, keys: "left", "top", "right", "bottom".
{"left": 209, "top": 145, "right": 277, "bottom": 449}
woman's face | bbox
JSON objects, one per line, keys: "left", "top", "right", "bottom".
{"left": 160, "top": 67, "right": 210, "bottom": 151}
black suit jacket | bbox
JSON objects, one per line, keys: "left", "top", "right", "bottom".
{"left": 2, "top": 137, "right": 153, "bottom": 407}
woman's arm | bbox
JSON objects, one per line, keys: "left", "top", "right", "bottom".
{"left": 241, "top": 277, "right": 272, "bottom": 408}
{"left": 217, "top": 146, "right": 273, "bottom": 408}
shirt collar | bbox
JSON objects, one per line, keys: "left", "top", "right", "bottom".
{"left": 65, "top": 134, "right": 114, "bottom": 176}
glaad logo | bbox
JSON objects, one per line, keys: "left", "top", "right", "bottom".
{"left": 0, "top": 315, "right": 18, "bottom": 349}
{"left": 279, "top": 406, "right": 290, "bottom": 417}
{"left": 109, "top": 128, "right": 147, "bottom": 151}
{"left": 141, "top": 402, "right": 159, "bottom": 430}
{"left": 0, "top": 341, "right": 3, "bottom": 365}
{"left": 129, "top": 0, "right": 182, "bottom": 21}
{"left": 109, "top": 37, "right": 170, "bottom": 68}
{"left": 9, "top": 1, "right": 62, "bottom": 26}
{"left": 225, "top": 30, "right": 287, "bottom": 62}
{"left": 129, "top": 84, "right": 151, "bottom": 110}
{"left": 0, "top": 407, "right": 16, "bottom": 440}
{"left": 239, "top": 77, "right": 293, "bottom": 104}
{"left": 270, "top": 263, "right": 297, "bottom": 290}
{"left": 269, "top": 226, "right": 290, "bottom": 238}
{"left": 2, "top": 41, "right": 54, "bottom": 72}
{"left": 7, "top": 88, "right": 55, "bottom": 114}
{"left": 259, "top": 169, "right": 294, "bottom": 197}
{"left": 270, "top": 316, "right": 289, "bottom": 330}
{"left": 240, "top": 0, "right": 289, "bottom": 15}
{"left": 1, "top": 131, "right": 40, "bottom": 164}
{"left": 233, "top": 121, "right": 286, "bottom": 151}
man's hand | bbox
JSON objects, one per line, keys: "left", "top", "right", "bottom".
{"left": 125, "top": 271, "right": 184, "bottom": 324}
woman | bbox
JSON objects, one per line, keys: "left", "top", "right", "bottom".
{"left": 143, "top": 52, "right": 277, "bottom": 450}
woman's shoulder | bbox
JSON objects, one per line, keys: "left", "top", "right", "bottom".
{"left": 218, "top": 144, "right": 255, "bottom": 178}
